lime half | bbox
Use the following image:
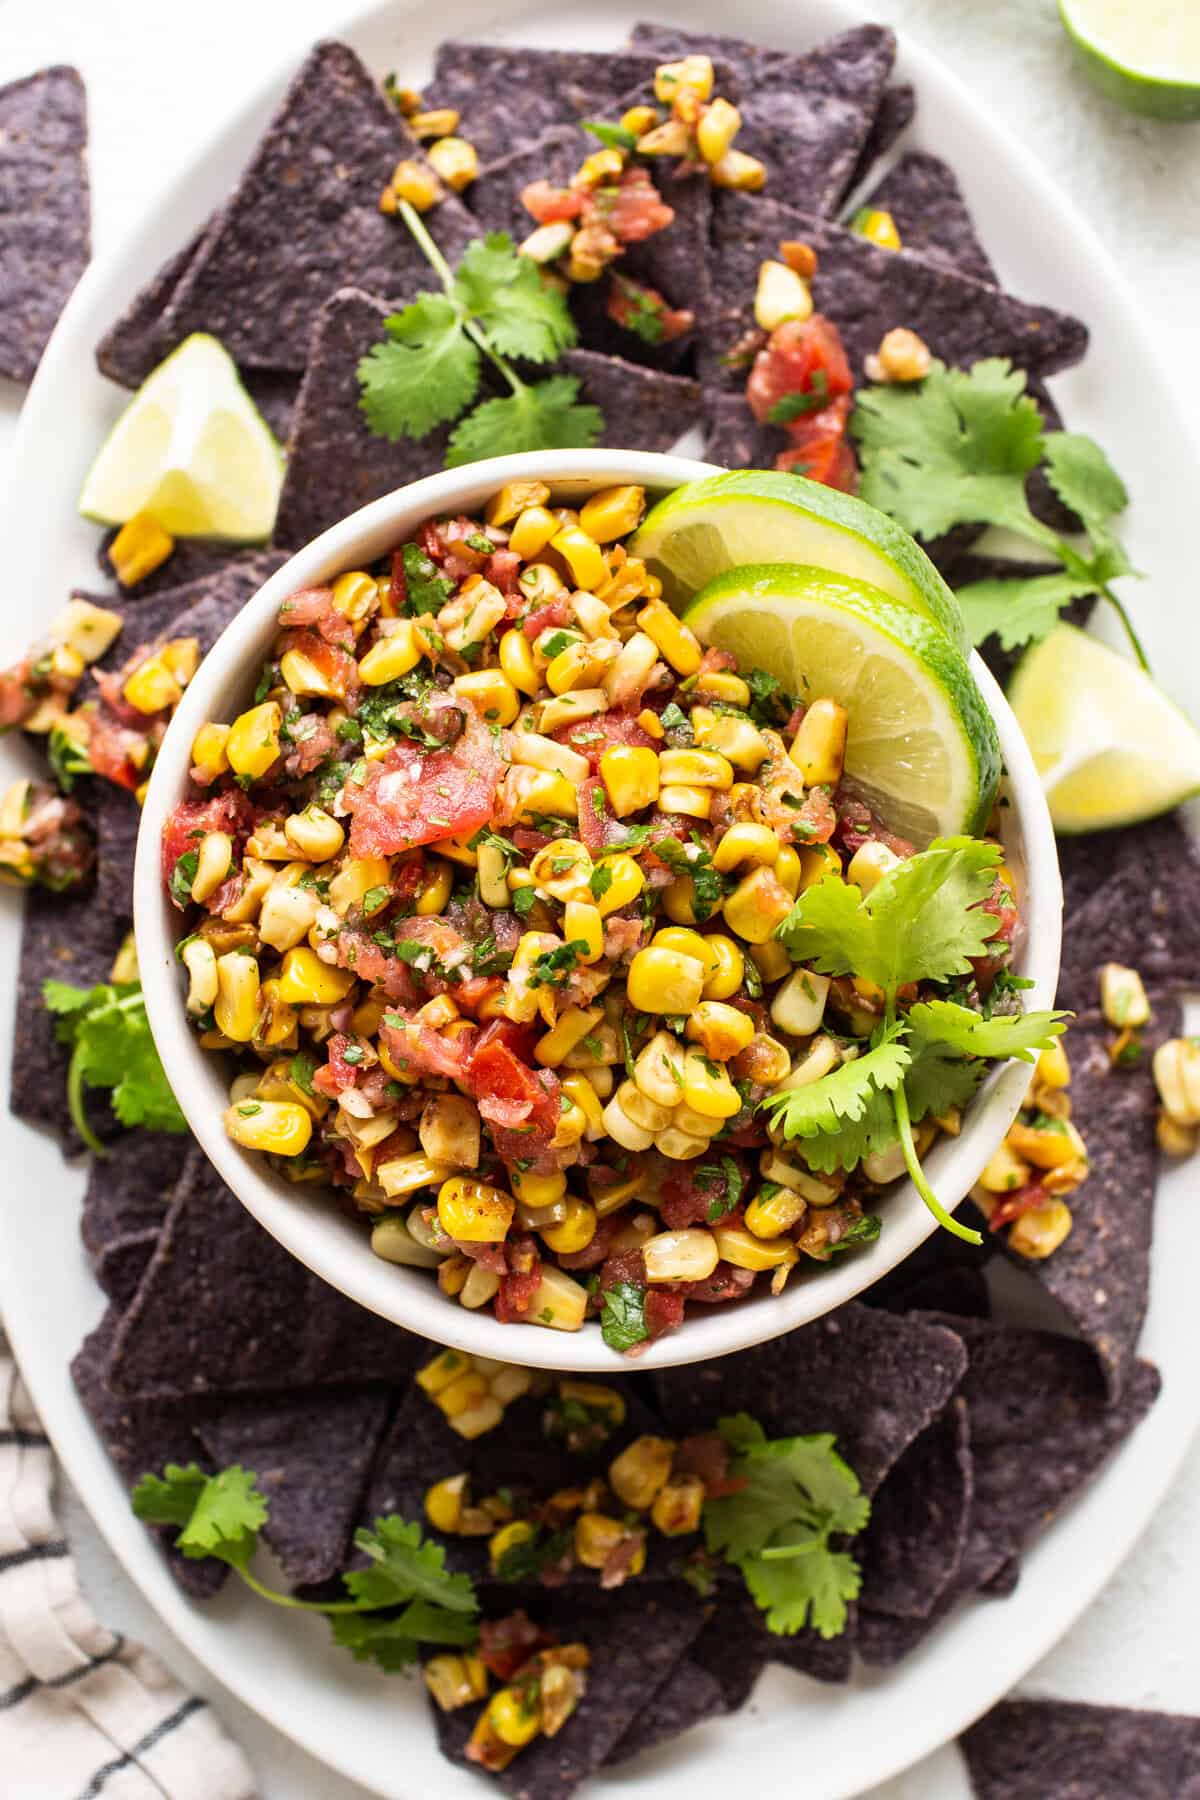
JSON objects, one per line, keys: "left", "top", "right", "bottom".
{"left": 80, "top": 333, "right": 283, "bottom": 540}
{"left": 1009, "top": 622, "right": 1200, "bottom": 832}
{"left": 1060, "top": 0, "right": 1200, "bottom": 120}
{"left": 685, "top": 564, "right": 1000, "bottom": 844}
{"left": 630, "top": 469, "right": 968, "bottom": 652}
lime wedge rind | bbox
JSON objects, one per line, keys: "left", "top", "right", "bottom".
{"left": 1059, "top": 0, "right": 1200, "bottom": 120}
{"left": 630, "top": 469, "right": 969, "bottom": 653}
{"left": 79, "top": 333, "right": 284, "bottom": 542}
{"left": 1010, "top": 622, "right": 1200, "bottom": 833}
{"left": 684, "top": 562, "right": 1000, "bottom": 845}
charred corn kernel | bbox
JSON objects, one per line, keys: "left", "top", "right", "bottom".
{"left": 651, "top": 1475, "right": 704, "bottom": 1536}
{"left": 593, "top": 852, "right": 643, "bottom": 916}
{"left": 187, "top": 831, "right": 233, "bottom": 904}
{"left": 181, "top": 938, "right": 218, "bottom": 1015}
{"left": 856, "top": 206, "right": 901, "bottom": 251}
{"left": 1008, "top": 1198, "right": 1073, "bottom": 1259}
{"left": 578, "top": 485, "right": 645, "bottom": 544}
{"left": 122, "top": 653, "right": 181, "bottom": 714}
{"left": 546, "top": 637, "right": 619, "bottom": 695}
{"left": 552, "top": 1095, "right": 589, "bottom": 1149}
{"left": 573, "top": 147, "right": 625, "bottom": 190}
{"left": 656, "top": 1126, "right": 710, "bottom": 1160}
{"left": 488, "top": 1519, "right": 536, "bottom": 1574}
{"left": 504, "top": 765, "right": 578, "bottom": 822}
{"left": 549, "top": 524, "right": 606, "bottom": 591}
{"left": 564, "top": 899, "right": 604, "bottom": 962}
{"left": 694, "top": 93, "right": 740, "bottom": 163}
{"left": 628, "top": 945, "right": 706, "bottom": 1014}
{"left": 615, "top": 1080, "right": 675, "bottom": 1134}
{"left": 227, "top": 701, "right": 282, "bottom": 778}
{"left": 713, "top": 1225, "right": 798, "bottom": 1272}
{"left": 745, "top": 1186, "right": 807, "bottom": 1238}
{"left": 874, "top": 327, "right": 932, "bottom": 383}
{"left": 601, "top": 1091, "right": 655, "bottom": 1153}
{"left": 644, "top": 1222, "right": 721, "bottom": 1282}
{"left": 326, "top": 571, "right": 376, "bottom": 628}
{"left": 636, "top": 599, "right": 702, "bottom": 676}
{"left": 1158, "top": 1111, "right": 1198, "bottom": 1157}
{"left": 681, "top": 1051, "right": 741, "bottom": 1119}
{"left": 1037, "top": 1039, "right": 1071, "bottom": 1089}
{"left": 498, "top": 627, "right": 540, "bottom": 698}
{"left": 715, "top": 836, "right": 782, "bottom": 899}
{"left": 282, "top": 804, "right": 342, "bottom": 861}
{"left": 602, "top": 631, "right": 659, "bottom": 707}
{"left": 485, "top": 481, "right": 550, "bottom": 528}
{"left": 537, "top": 1006, "right": 602, "bottom": 1068}
{"left": 1100, "top": 962, "right": 1150, "bottom": 1029}
{"left": 220, "top": 857, "right": 273, "bottom": 923}
{"left": 698, "top": 715, "right": 768, "bottom": 773}
{"left": 723, "top": 866, "right": 794, "bottom": 943}
{"left": 370, "top": 1213, "right": 442, "bottom": 1268}
{"left": 258, "top": 882, "right": 321, "bottom": 952}
{"left": 659, "top": 784, "right": 711, "bottom": 820}
{"left": 530, "top": 839, "right": 592, "bottom": 901}
{"left": 599, "top": 745, "right": 659, "bottom": 817}
{"left": 224, "top": 1098, "right": 312, "bottom": 1155}
{"left": 749, "top": 945, "right": 791, "bottom": 990}
{"left": 575, "top": 1512, "right": 645, "bottom": 1572}
{"left": 109, "top": 512, "right": 175, "bottom": 586}
{"left": 512, "top": 1169, "right": 567, "bottom": 1210}
{"left": 280, "top": 642, "right": 350, "bottom": 698}
{"left": 978, "top": 1141, "right": 1033, "bottom": 1193}
{"left": 754, "top": 258, "right": 812, "bottom": 332}
{"left": 1008, "top": 1117, "right": 1088, "bottom": 1172}
{"left": 425, "top": 1473, "right": 468, "bottom": 1533}
{"left": 486, "top": 1686, "right": 541, "bottom": 1750}
{"left": 1153, "top": 1038, "right": 1200, "bottom": 1126}
{"left": 376, "top": 1152, "right": 453, "bottom": 1197}
{"left": 529, "top": 1265, "right": 588, "bottom": 1331}
{"left": 276, "top": 945, "right": 355, "bottom": 1005}
{"left": 788, "top": 697, "right": 848, "bottom": 785}
{"left": 686, "top": 1000, "right": 755, "bottom": 1061}
{"left": 416, "top": 1349, "right": 473, "bottom": 1398}
{"left": 770, "top": 969, "right": 831, "bottom": 1037}
{"left": 774, "top": 846, "right": 804, "bottom": 897}
{"left": 358, "top": 619, "right": 421, "bottom": 684}
{"left": 637, "top": 117, "right": 692, "bottom": 156}
{"left": 845, "top": 840, "right": 902, "bottom": 895}
{"left": 419, "top": 1094, "right": 481, "bottom": 1169}
{"left": 409, "top": 106, "right": 460, "bottom": 140}
{"left": 520, "top": 219, "right": 576, "bottom": 264}
{"left": 411, "top": 859, "right": 452, "bottom": 916}
{"left": 659, "top": 747, "right": 733, "bottom": 790}
{"left": 213, "top": 951, "right": 260, "bottom": 1042}
{"left": 534, "top": 689, "right": 608, "bottom": 735}
{"left": 476, "top": 840, "right": 510, "bottom": 910}
{"left": 390, "top": 159, "right": 441, "bottom": 210}
{"left": 541, "top": 1196, "right": 598, "bottom": 1255}
{"left": 609, "top": 1435, "right": 675, "bottom": 1510}
{"left": 710, "top": 147, "right": 766, "bottom": 190}
{"left": 329, "top": 856, "right": 390, "bottom": 915}
{"left": 437, "top": 1176, "right": 514, "bottom": 1243}
{"left": 452, "top": 668, "right": 520, "bottom": 726}
{"left": 50, "top": 597, "right": 123, "bottom": 662}
{"left": 655, "top": 54, "right": 714, "bottom": 100}
{"left": 634, "top": 1030, "right": 686, "bottom": 1107}
{"left": 427, "top": 135, "right": 477, "bottom": 190}
{"left": 424, "top": 1652, "right": 487, "bottom": 1712}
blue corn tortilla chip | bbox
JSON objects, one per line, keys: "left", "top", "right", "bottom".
{"left": 155, "top": 42, "right": 475, "bottom": 371}
{"left": 844, "top": 82, "right": 916, "bottom": 194}
{"left": 431, "top": 1586, "right": 705, "bottom": 1799}
{"left": 196, "top": 1387, "right": 393, "bottom": 1588}
{"left": 1056, "top": 817, "right": 1200, "bottom": 1011}
{"left": 427, "top": 44, "right": 661, "bottom": 166}
{"left": 604, "top": 1656, "right": 725, "bottom": 1765}
{"left": 95, "top": 531, "right": 263, "bottom": 602}
{"left": 652, "top": 1302, "right": 967, "bottom": 1496}
{"left": 94, "top": 1229, "right": 161, "bottom": 1313}
{"left": 95, "top": 231, "right": 204, "bottom": 389}
{"left": 0, "top": 66, "right": 90, "bottom": 384}
{"left": 81, "top": 1128, "right": 180, "bottom": 1257}
{"left": 1058, "top": 811, "right": 1190, "bottom": 921}
{"left": 629, "top": 22, "right": 897, "bottom": 215}
{"left": 687, "top": 1593, "right": 767, "bottom": 1711}
{"left": 860, "top": 1398, "right": 972, "bottom": 1620}
{"left": 71, "top": 1310, "right": 226, "bottom": 1599}
{"left": 973, "top": 999, "right": 1181, "bottom": 1400}
{"left": 862, "top": 150, "right": 997, "bottom": 286}
{"left": 961, "top": 1698, "right": 1200, "bottom": 1798}
{"left": 563, "top": 348, "right": 700, "bottom": 452}
{"left": 702, "top": 193, "right": 1089, "bottom": 394}
{"left": 857, "top": 1522, "right": 1009, "bottom": 1666}
{"left": 867, "top": 1223, "right": 992, "bottom": 1318}
{"left": 107, "top": 1149, "right": 427, "bottom": 1397}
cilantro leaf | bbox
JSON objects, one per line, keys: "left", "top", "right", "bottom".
{"left": 1042, "top": 431, "right": 1129, "bottom": 537}
{"left": 48, "top": 722, "right": 92, "bottom": 794}
{"left": 453, "top": 233, "right": 577, "bottom": 363}
{"left": 901, "top": 1036, "right": 986, "bottom": 1126}
{"left": 610, "top": 273, "right": 666, "bottom": 345}
{"left": 132, "top": 1464, "right": 266, "bottom": 1568}
{"left": 761, "top": 1026, "right": 910, "bottom": 1142}
{"left": 329, "top": 1601, "right": 477, "bottom": 1672}
{"left": 131, "top": 1463, "right": 212, "bottom": 1531}
{"left": 907, "top": 998, "right": 1069, "bottom": 1062}
{"left": 446, "top": 376, "right": 602, "bottom": 467}
{"left": 600, "top": 1281, "right": 649, "bottom": 1352}
{"left": 357, "top": 294, "right": 480, "bottom": 439}
{"left": 581, "top": 119, "right": 639, "bottom": 151}
{"left": 43, "top": 978, "right": 186, "bottom": 1151}
{"left": 790, "top": 1081, "right": 899, "bottom": 1174}
{"left": 698, "top": 1154, "right": 745, "bottom": 1221}
{"left": 956, "top": 572, "right": 1098, "bottom": 652}
{"left": 704, "top": 1419, "right": 869, "bottom": 1639}
{"left": 344, "top": 1516, "right": 479, "bottom": 1615}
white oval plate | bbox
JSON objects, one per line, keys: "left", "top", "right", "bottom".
{"left": 2, "top": 3, "right": 1198, "bottom": 1798}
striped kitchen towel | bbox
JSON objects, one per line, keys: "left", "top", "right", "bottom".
{"left": 0, "top": 1336, "right": 256, "bottom": 1799}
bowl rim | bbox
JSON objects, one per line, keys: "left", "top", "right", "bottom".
{"left": 134, "top": 446, "right": 1063, "bottom": 1372}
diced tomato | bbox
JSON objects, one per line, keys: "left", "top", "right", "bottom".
{"left": 659, "top": 1157, "right": 749, "bottom": 1231}
{"left": 277, "top": 629, "right": 360, "bottom": 700}
{"left": 674, "top": 1432, "right": 744, "bottom": 1497}
{"left": 680, "top": 1263, "right": 755, "bottom": 1303}
{"left": 834, "top": 794, "right": 914, "bottom": 860}
{"left": 345, "top": 704, "right": 499, "bottom": 856}
{"left": 379, "top": 1011, "right": 473, "bottom": 1080}
{"left": 276, "top": 586, "right": 355, "bottom": 649}
{"left": 466, "top": 1026, "right": 561, "bottom": 1162}
{"left": 89, "top": 713, "right": 149, "bottom": 791}
{"left": 747, "top": 314, "right": 853, "bottom": 425}
{"left": 642, "top": 1288, "right": 686, "bottom": 1342}
{"left": 606, "top": 275, "right": 694, "bottom": 345}
{"left": 283, "top": 715, "right": 335, "bottom": 779}
{"left": 478, "top": 1612, "right": 552, "bottom": 1681}
{"left": 776, "top": 412, "right": 859, "bottom": 492}
{"left": 495, "top": 1254, "right": 543, "bottom": 1324}
{"left": 453, "top": 975, "right": 504, "bottom": 1015}
{"left": 521, "top": 180, "right": 585, "bottom": 225}
{"left": 521, "top": 597, "right": 571, "bottom": 640}
{"left": 599, "top": 1248, "right": 646, "bottom": 1292}
{"left": 313, "top": 1034, "right": 361, "bottom": 1098}
{"left": 487, "top": 549, "right": 522, "bottom": 596}
{"left": 555, "top": 710, "right": 656, "bottom": 773}
{"left": 987, "top": 1179, "right": 1049, "bottom": 1232}
{"left": 0, "top": 660, "right": 35, "bottom": 730}
{"left": 161, "top": 789, "right": 254, "bottom": 898}
{"left": 599, "top": 167, "right": 674, "bottom": 244}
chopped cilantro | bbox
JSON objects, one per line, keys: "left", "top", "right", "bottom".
{"left": 600, "top": 1282, "right": 649, "bottom": 1352}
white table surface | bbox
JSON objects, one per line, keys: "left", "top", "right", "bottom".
{"left": 2, "top": 0, "right": 1199, "bottom": 1793}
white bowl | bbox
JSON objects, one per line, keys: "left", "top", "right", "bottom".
{"left": 134, "top": 447, "right": 1062, "bottom": 1371}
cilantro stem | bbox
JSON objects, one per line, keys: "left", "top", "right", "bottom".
{"left": 66, "top": 1042, "right": 106, "bottom": 1156}
{"left": 1017, "top": 515, "right": 1150, "bottom": 673}
{"left": 1096, "top": 583, "right": 1151, "bottom": 673}
{"left": 892, "top": 1072, "right": 982, "bottom": 1246}
{"left": 235, "top": 1566, "right": 363, "bottom": 1613}
{"left": 398, "top": 200, "right": 531, "bottom": 402}
{"left": 759, "top": 1541, "right": 822, "bottom": 1560}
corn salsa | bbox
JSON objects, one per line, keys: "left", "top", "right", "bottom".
{"left": 164, "top": 479, "right": 1017, "bottom": 1350}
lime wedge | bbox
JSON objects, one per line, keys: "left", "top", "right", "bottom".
{"left": 1060, "top": 0, "right": 1200, "bottom": 120}
{"left": 684, "top": 564, "right": 1000, "bottom": 844}
{"left": 1009, "top": 623, "right": 1200, "bottom": 832}
{"left": 80, "top": 334, "right": 283, "bottom": 540}
{"left": 630, "top": 469, "right": 967, "bottom": 652}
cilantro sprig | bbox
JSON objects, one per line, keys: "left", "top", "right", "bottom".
{"left": 42, "top": 978, "right": 187, "bottom": 1152}
{"left": 704, "top": 1415, "right": 870, "bottom": 1639}
{"left": 851, "top": 358, "right": 1148, "bottom": 668}
{"left": 358, "top": 208, "right": 602, "bottom": 465}
{"left": 764, "top": 840, "right": 1068, "bottom": 1241}
{"left": 133, "top": 1464, "right": 479, "bottom": 1674}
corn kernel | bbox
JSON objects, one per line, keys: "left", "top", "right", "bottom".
{"left": 745, "top": 1185, "right": 807, "bottom": 1238}
{"left": 50, "top": 597, "right": 123, "bottom": 663}
{"left": 709, "top": 149, "right": 766, "bottom": 191}
{"left": 659, "top": 784, "right": 711, "bottom": 820}
{"left": 601, "top": 631, "right": 659, "bottom": 708}
{"left": 1153, "top": 1038, "right": 1200, "bottom": 1127}
{"left": 651, "top": 1475, "right": 704, "bottom": 1536}
{"left": 427, "top": 135, "right": 477, "bottom": 190}
{"left": 609, "top": 1434, "right": 675, "bottom": 1509}
{"left": 655, "top": 54, "right": 714, "bottom": 101}
{"left": 873, "top": 327, "right": 932, "bottom": 383}
{"left": 712, "top": 822, "right": 779, "bottom": 873}
{"left": 659, "top": 747, "right": 733, "bottom": 790}
{"left": 550, "top": 524, "right": 606, "bottom": 590}
{"left": 600, "top": 744, "right": 659, "bottom": 817}
{"left": 770, "top": 968, "right": 830, "bottom": 1037}
{"left": 541, "top": 1197, "right": 598, "bottom": 1256}
{"left": 376, "top": 1151, "right": 453, "bottom": 1196}
{"left": 437, "top": 1176, "right": 514, "bottom": 1243}
{"left": 452, "top": 668, "right": 520, "bottom": 726}
{"left": 627, "top": 945, "right": 706, "bottom": 1015}
{"left": 686, "top": 1000, "right": 754, "bottom": 1061}
{"left": 576, "top": 485, "right": 644, "bottom": 544}
{"left": 656, "top": 1125, "right": 710, "bottom": 1160}
{"left": 723, "top": 866, "right": 794, "bottom": 943}
{"left": 789, "top": 698, "right": 848, "bottom": 786}
{"left": 328, "top": 856, "right": 390, "bottom": 915}
{"left": 636, "top": 599, "right": 702, "bottom": 676}
{"left": 712, "top": 1224, "right": 797, "bottom": 1271}
{"left": 122, "top": 654, "right": 182, "bottom": 715}
{"left": 276, "top": 945, "right": 355, "bottom": 1005}
{"left": 536, "top": 1006, "right": 602, "bottom": 1067}
{"left": 637, "top": 117, "right": 691, "bottom": 157}
{"left": 281, "top": 804, "right": 342, "bottom": 861}
{"left": 681, "top": 1050, "right": 741, "bottom": 1119}
{"left": 855, "top": 206, "right": 901, "bottom": 250}
{"left": 181, "top": 937, "right": 218, "bottom": 1015}
{"left": 528, "top": 1265, "right": 588, "bottom": 1331}
{"left": 593, "top": 852, "right": 644, "bottom": 916}
{"left": 1036, "top": 1039, "right": 1071, "bottom": 1090}
{"left": 498, "top": 627, "right": 540, "bottom": 698}
{"left": 1008, "top": 1199, "right": 1073, "bottom": 1259}
{"left": 388, "top": 159, "right": 441, "bottom": 210}
{"left": 564, "top": 899, "right": 604, "bottom": 962}
{"left": 358, "top": 619, "right": 421, "bottom": 685}
{"left": 224, "top": 1098, "right": 312, "bottom": 1156}
{"left": 574, "top": 1512, "right": 645, "bottom": 1572}
{"left": 1100, "top": 962, "right": 1150, "bottom": 1029}
{"left": 754, "top": 259, "right": 812, "bottom": 332}
{"left": 227, "top": 702, "right": 282, "bottom": 779}
{"left": 1007, "top": 1117, "right": 1088, "bottom": 1172}
{"left": 846, "top": 840, "right": 902, "bottom": 894}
